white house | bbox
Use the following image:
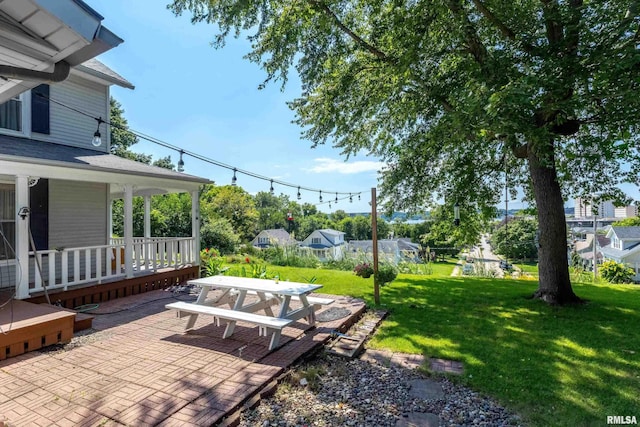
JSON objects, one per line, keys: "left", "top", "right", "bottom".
{"left": 0, "top": 0, "right": 210, "bottom": 302}
{"left": 251, "top": 229, "right": 298, "bottom": 249}
{"left": 300, "top": 229, "right": 345, "bottom": 260}
{"left": 600, "top": 226, "right": 640, "bottom": 281}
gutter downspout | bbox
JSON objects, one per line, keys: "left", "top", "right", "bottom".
{"left": 0, "top": 60, "right": 71, "bottom": 83}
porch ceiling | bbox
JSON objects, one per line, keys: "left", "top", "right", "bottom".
{"left": 0, "top": 134, "right": 211, "bottom": 195}
{"left": 0, "top": 0, "right": 122, "bottom": 103}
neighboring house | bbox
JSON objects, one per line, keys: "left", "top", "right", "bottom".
{"left": 300, "top": 229, "right": 345, "bottom": 260}
{"left": 600, "top": 226, "right": 640, "bottom": 281}
{"left": 348, "top": 238, "right": 422, "bottom": 264}
{"left": 573, "top": 233, "right": 610, "bottom": 270}
{"left": 0, "top": 1, "right": 210, "bottom": 301}
{"left": 251, "top": 229, "right": 298, "bottom": 249}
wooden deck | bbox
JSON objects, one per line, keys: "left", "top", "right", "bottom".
{"left": 0, "top": 265, "right": 199, "bottom": 361}
{"left": 0, "top": 300, "right": 75, "bottom": 361}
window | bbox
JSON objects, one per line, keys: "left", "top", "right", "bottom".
{"left": 0, "top": 184, "right": 15, "bottom": 260}
{"left": 0, "top": 95, "right": 23, "bottom": 133}
{"left": 311, "top": 237, "right": 321, "bottom": 244}
{"left": 258, "top": 237, "right": 269, "bottom": 244}
{"left": 0, "top": 85, "right": 47, "bottom": 136}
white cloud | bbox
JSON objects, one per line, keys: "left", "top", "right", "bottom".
{"left": 308, "top": 157, "right": 385, "bottom": 174}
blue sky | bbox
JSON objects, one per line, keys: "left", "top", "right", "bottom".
{"left": 89, "top": 0, "right": 381, "bottom": 213}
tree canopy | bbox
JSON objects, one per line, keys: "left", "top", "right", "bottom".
{"left": 170, "top": 0, "right": 640, "bottom": 304}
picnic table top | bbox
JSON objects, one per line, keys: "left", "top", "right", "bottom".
{"left": 188, "top": 275, "right": 323, "bottom": 296}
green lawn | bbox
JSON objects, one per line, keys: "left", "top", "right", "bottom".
{"left": 223, "top": 263, "right": 640, "bottom": 426}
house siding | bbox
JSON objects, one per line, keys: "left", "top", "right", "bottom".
{"left": 34, "top": 75, "right": 109, "bottom": 152}
{"left": 49, "top": 180, "right": 108, "bottom": 248}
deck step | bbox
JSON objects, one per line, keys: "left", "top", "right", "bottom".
{"left": 41, "top": 304, "right": 95, "bottom": 332}
{"left": 0, "top": 300, "right": 75, "bottom": 360}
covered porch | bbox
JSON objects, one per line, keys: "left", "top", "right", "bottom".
{"left": 0, "top": 136, "right": 210, "bottom": 301}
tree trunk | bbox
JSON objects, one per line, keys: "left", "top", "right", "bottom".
{"left": 527, "top": 145, "right": 581, "bottom": 304}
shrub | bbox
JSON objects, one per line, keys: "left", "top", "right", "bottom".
{"left": 600, "top": 260, "right": 635, "bottom": 284}
{"left": 376, "top": 264, "right": 398, "bottom": 285}
{"left": 200, "top": 248, "right": 225, "bottom": 277}
{"left": 354, "top": 262, "right": 374, "bottom": 278}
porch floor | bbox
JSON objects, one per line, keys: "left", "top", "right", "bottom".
{"left": 0, "top": 288, "right": 365, "bottom": 426}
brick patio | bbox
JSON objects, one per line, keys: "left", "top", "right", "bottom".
{"left": 0, "top": 289, "right": 365, "bottom": 426}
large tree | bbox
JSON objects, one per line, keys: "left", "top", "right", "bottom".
{"left": 171, "top": 1, "right": 640, "bottom": 304}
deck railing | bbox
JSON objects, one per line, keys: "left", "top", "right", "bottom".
{"left": 29, "top": 237, "right": 196, "bottom": 294}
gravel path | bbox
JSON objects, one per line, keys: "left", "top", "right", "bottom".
{"left": 239, "top": 353, "right": 523, "bottom": 427}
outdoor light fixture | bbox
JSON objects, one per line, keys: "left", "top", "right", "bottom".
{"left": 297, "top": 187, "right": 301, "bottom": 200}
{"left": 454, "top": 202, "right": 460, "bottom": 226}
{"left": 231, "top": 168, "right": 237, "bottom": 186}
{"left": 358, "top": 193, "right": 361, "bottom": 201}
{"left": 270, "top": 180, "right": 274, "bottom": 195}
{"left": 177, "top": 150, "right": 185, "bottom": 172}
{"left": 319, "top": 191, "right": 323, "bottom": 203}
{"left": 335, "top": 193, "right": 338, "bottom": 204}
{"left": 91, "top": 117, "right": 103, "bottom": 147}
{"left": 349, "top": 194, "right": 353, "bottom": 203}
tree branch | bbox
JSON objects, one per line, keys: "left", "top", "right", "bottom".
{"left": 540, "top": 0, "right": 564, "bottom": 46}
{"left": 470, "top": 0, "right": 539, "bottom": 55}
{"left": 307, "top": 0, "right": 393, "bottom": 63}
{"left": 447, "top": 0, "right": 487, "bottom": 65}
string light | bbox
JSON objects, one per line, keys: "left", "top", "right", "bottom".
{"left": 349, "top": 194, "right": 353, "bottom": 203}
{"left": 31, "top": 86, "right": 366, "bottom": 203}
{"left": 335, "top": 192, "right": 338, "bottom": 204}
{"left": 177, "top": 150, "right": 185, "bottom": 172}
{"left": 92, "top": 117, "right": 103, "bottom": 147}
{"left": 269, "top": 180, "right": 274, "bottom": 195}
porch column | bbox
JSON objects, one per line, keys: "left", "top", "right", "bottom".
{"left": 15, "top": 175, "right": 29, "bottom": 299}
{"left": 144, "top": 195, "right": 151, "bottom": 239}
{"left": 124, "top": 184, "right": 134, "bottom": 278}
{"left": 191, "top": 190, "right": 200, "bottom": 267}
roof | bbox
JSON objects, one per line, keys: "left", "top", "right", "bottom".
{"left": 0, "top": 134, "right": 209, "bottom": 187}
{"left": 600, "top": 241, "right": 640, "bottom": 260}
{"left": 349, "top": 240, "right": 399, "bottom": 253}
{"left": 75, "top": 59, "right": 134, "bottom": 89}
{"left": 316, "top": 229, "right": 345, "bottom": 236}
{"left": 610, "top": 226, "right": 640, "bottom": 240}
{"left": 254, "top": 229, "right": 297, "bottom": 244}
{"left": 0, "top": 0, "right": 125, "bottom": 103}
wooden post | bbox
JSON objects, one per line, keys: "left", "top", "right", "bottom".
{"left": 371, "top": 188, "right": 380, "bottom": 305}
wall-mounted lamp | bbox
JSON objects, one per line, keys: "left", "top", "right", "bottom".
{"left": 18, "top": 206, "right": 30, "bottom": 220}
{"left": 92, "top": 117, "right": 103, "bottom": 147}
{"left": 231, "top": 168, "right": 237, "bottom": 186}
{"left": 177, "top": 150, "right": 185, "bottom": 172}
{"left": 454, "top": 202, "right": 460, "bottom": 227}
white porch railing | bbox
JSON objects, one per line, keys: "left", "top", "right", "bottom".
{"left": 28, "top": 237, "right": 196, "bottom": 294}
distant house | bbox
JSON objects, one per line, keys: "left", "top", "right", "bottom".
{"left": 573, "top": 233, "right": 610, "bottom": 270}
{"left": 348, "top": 238, "right": 421, "bottom": 264}
{"left": 600, "top": 226, "right": 640, "bottom": 281}
{"left": 300, "top": 229, "right": 345, "bottom": 260}
{"left": 251, "top": 229, "right": 297, "bottom": 249}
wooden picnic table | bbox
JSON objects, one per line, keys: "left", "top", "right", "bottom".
{"left": 166, "top": 276, "right": 331, "bottom": 350}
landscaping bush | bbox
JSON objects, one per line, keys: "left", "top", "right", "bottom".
{"left": 199, "top": 248, "right": 225, "bottom": 277}
{"left": 599, "top": 260, "right": 635, "bottom": 284}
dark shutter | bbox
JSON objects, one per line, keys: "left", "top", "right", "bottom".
{"left": 31, "top": 84, "right": 50, "bottom": 134}
{"left": 29, "top": 179, "right": 49, "bottom": 251}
